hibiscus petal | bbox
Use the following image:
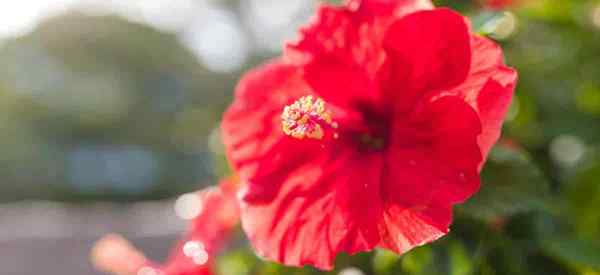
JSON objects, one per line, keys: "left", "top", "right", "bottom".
{"left": 451, "top": 35, "right": 517, "bottom": 162}
{"left": 379, "top": 96, "right": 482, "bottom": 253}
{"left": 378, "top": 203, "right": 451, "bottom": 254}
{"left": 382, "top": 8, "right": 472, "bottom": 109}
{"left": 162, "top": 180, "right": 240, "bottom": 275}
{"left": 161, "top": 241, "right": 214, "bottom": 275}
{"left": 240, "top": 149, "right": 384, "bottom": 270}
{"left": 302, "top": 55, "right": 382, "bottom": 109}
{"left": 286, "top": 6, "right": 357, "bottom": 66}
{"left": 222, "top": 59, "right": 312, "bottom": 181}
{"left": 91, "top": 234, "right": 152, "bottom": 275}
{"left": 455, "top": 35, "right": 517, "bottom": 92}
{"left": 385, "top": 95, "right": 482, "bottom": 207}
{"left": 475, "top": 78, "right": 516, "bottom": 163}
{"left": 285, "top": 5, "right": 385, "bottom": 108}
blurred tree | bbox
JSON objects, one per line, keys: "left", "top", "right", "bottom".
{"left": 0, "top": 13, "right": 241, "bottom": 201}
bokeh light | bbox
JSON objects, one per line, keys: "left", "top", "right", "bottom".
{"left": 174, "top": 193, "right": 203, "bottom": 220}
{"left": 550, "top": 135, "right": 586, "bottom": 167}
{"left": 338, "top": 267, "right": 366, "bottom": 275}
{"left": 182, "top": 7, "right": 249, "bottom": 72}
{"left": 591, "top": 4, "right": 600, "bottom": 29}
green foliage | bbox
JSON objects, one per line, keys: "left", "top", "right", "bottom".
{"left": 217, "top": 249, "right": 259, "bottom": 275}
{"left": 372, "top": 250, "right": 400, "bottom": 275}
{"left": 542, "top": 237, "right": 600, "bottom": 271}
{"left": 575, "top": 83, "right": 600, "bottom": 116}
{"left": 401, "top": 246, "right": 435, "bottom": 275}
{"left": 567, "top": 148, "right": 600, "bottom": 239}
{"left": 459, "top": 144, "right": 551, "bottom": 221}
{"left": 449, "top": 241, "right": 474, "bottom": 275}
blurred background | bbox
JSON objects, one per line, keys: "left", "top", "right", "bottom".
{"left": 0, "top": 0, "right": 599, "bottom": 274}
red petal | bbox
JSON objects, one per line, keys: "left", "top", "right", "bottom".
{"left": 302, "top": 55, "right": 382, "bottom": 109}
{"left": 460, "top": 35, "right": 517, "bottom": 90}
{"left": 379, "top": 95, "right": 482, "bottom": 252}
{"left": 382, "top": 8, "right": 472, "bottom": 111}
{"left": 240, "top": 149, "right": 384, "bottom": 270}
{"left": 385, "top": 95, "right": 482, "bottom": 207}
{"left": 475, "top": 78, "right": 516, "bottom": 163}
{"left": 91, "top": 234, "right": 152, "bottom": 275}
{"left": 161, "top": 180, "right": 240, "bottom": 275}
{"left": 285, "top": 5, "right": 385, "bottom": 108}
{"left": 189, "top": 180, "right": 240, "bottom": 253}
{"left": 378, "top": 203, "right": 451, "bottom": 253}
{"left": 161, "top": 242, "right": 214, "bottom": 275}
{"left": 450, "top": 35, "right": 517, "bottom": 163}
{"left": 222, "top": 60, "right": 312, "bottom": 181}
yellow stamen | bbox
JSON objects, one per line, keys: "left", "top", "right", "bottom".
{"left": 281, "top": 95, "right": 337, "bottom": 140}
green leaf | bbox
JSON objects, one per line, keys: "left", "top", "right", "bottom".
{"left": 541, "top": 237, "right": 600, "bottom": 271}
{"left": 458, "top": 144, "right": 551, "bottom": 221}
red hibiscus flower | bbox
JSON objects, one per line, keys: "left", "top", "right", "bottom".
{"left": 222, "top": 0, "right": 517, "bottom": 271}
{"left": 91, "top": 180, "right": 240, "bottom": 275}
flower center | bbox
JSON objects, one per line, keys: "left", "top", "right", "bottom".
{"left": 281, "top": 95, "right": 338, "bottom": 140}
{"left": 354, "top": 105, "right": 390, "bottom": 152}
{"left": 359, "top": 133, "right": 385, "bottom": 150}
